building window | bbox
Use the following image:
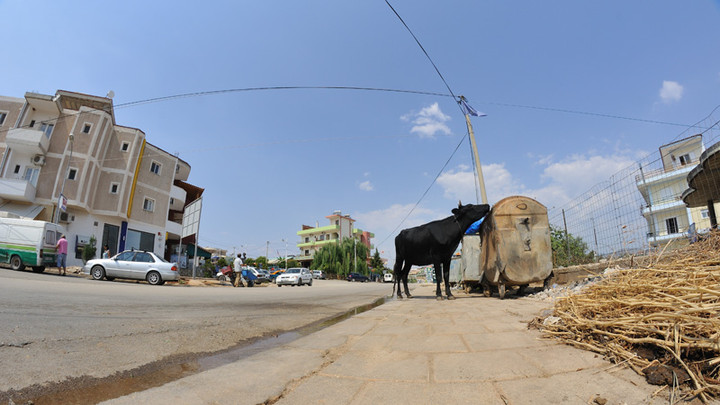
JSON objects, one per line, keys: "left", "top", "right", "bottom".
{"left": 678, "top": 154, "right": 691, "bottom": 166}
{"left": 0, "top": 112, "right": 7, "bottom": 126}
{"left": 121, "top": 142, "right": 130, "bottom": 152}
{"left": 150, "top": 161, "right": 161, "bottom": 175}
{"left": 110, "top": 183, "right": 119, "bottom": 194}
{"left": 143, "top": 198, "right": 155, "bottom": 212}
{"left": 82, "top": 123, "right": 92, "bottom": 134}
{"left": 68, "top": 168, "right": 78, "bottom": 180}
{"left": 305, "top": 237, "right": 309, "bottom": 243}
{"left": 666, "top": 217, "right": 679, "bottom": 234}
{"left": 701, "top": 209, "right": 710, "bottom": 219}
{"left": 40, "top": 122, "right": 54, "bottom": 138}
{"left": 29, "top": 120, "right": 35, "bottom": 128}
{"left": 305, "top": 250, "right": 309, "bottom": 255}
{"left": 23, "top": 167, "right": 39, "bottom": 187}
{"left": 13, "top": 165, "right": 20, "bottom": 174}
{"left": 170, "top": 197, "right": 174, "bottom": 205}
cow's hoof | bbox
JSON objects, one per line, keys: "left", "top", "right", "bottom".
{"left": 436, "top": 296, "right": 444, "bottom": 301}
{"left": 406, "top": 294, "right": 413, "bottom": 299}
{"left": 447, "top": 295, "right": 456, "bottom": 300}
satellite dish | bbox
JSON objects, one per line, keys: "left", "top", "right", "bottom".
{"left": 106, "top": 90, "right": 115, "bottom": 99}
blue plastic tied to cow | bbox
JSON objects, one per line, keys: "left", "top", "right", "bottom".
{"left": 464, "top": 217, "right": 485, "bottom": 234}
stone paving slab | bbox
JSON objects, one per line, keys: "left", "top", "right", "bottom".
{"left": 104, "top": 284, "right": 717, "bottom": 405}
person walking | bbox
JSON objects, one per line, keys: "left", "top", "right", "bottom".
{"left": 56, "top": 234, "right": 68, "bottom": 276}
{"left": 102, "top": 245, "right": 111, "bottom": 259}
{"left": 233, "top": 253, "right": 245, "bottom": 287}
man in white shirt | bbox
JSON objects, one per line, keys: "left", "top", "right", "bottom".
{"left": 233, "top": 253, "right": 244, "bottom": 287}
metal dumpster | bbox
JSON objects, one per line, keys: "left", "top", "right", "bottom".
{"left": 479, "top": 196, "right": 552, "bottom": 298}
{"left": 456, "top": 234, "right": 483, "bottom": 292}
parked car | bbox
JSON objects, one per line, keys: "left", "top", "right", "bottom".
{"left": 247, "top": 267, "right": 269, "bottom": 283}
{"left": 346, "top": 272, "right": 369, "bottom": 282}
{"left": 276, "top": 267, "right": 313, "bottom": 286}
{"left": 312, "top": 270, "right": 325, "bottom": 279}
{"left": 269, "top": 268, "right": 285, "bottom": 281}
{"left": 83, "top": 250, "right": 179, "bottom": 285}
{"left": 383, "top": 272, "right": 394, "bottom": 283}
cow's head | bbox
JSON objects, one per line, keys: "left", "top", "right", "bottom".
{"left": 452, "top": 202, "right": 490, "bottom": 222}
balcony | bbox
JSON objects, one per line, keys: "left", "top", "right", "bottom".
{"left": 641, "top": 197, "right": 686, "bottom": 216}
{"left": 0, "top": 178, "right": 37, "bottom": 202}
{"left": 635, "top": 161, "right": 696, "bottom": 186}
{"left": 5, "top": 127, "right": 50, "bottom": 155}
{"left": 166, "top": 220, "right": 182, "bottom": 238}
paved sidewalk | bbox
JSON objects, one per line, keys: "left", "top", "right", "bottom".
{"left": 104, "top": 285, "right": 683, "bottom": 405}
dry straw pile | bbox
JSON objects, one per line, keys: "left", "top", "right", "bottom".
{"left": 541, "top": 232, "right": 720, "bottom": 402}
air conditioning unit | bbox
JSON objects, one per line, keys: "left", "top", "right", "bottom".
{"left": 59, "top": 212, "right": 73, "bottom": 223}
{"left": 32, "top": 155, "right": 45, "bottom": 166}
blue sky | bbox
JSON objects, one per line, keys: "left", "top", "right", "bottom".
{"left": 2, "top": 1, "right": 720, "bottom": 263}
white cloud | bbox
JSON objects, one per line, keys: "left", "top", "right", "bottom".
{"left": 353, "top": 203, "right": 443, "bottom": 260}
{"left": 401, "top": 102, "right": 452, "bottom": 138}
{"left": 358, "top": 180, "right": 373, "bottom": 191}
{"left": 659, "top": 80, "right": 683, "bottom": 103}
{"left": 435, "top": 152, "right": 638, "bottom": 212}
{"left": 436, "top": 163, "right": 526, "bottom": 205}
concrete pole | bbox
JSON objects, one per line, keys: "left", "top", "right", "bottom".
{"left": 464, "top": 114, "right": 488, "bottom": 204}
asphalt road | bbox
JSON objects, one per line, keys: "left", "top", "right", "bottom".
{"left": 0, "top": 269, "right": 392, "bottom": 403}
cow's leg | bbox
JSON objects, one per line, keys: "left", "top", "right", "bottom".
{"left": 402, "top": 262, "right": 413, "bottom": 298}
{"left": 393, "top": 257, "right": 404, "bottom": 298}
{"left": 434, "top": 260, "right": 443, "bottom": 300}
{"left": 443, "top": 258, "right": 454, "bottom": 300}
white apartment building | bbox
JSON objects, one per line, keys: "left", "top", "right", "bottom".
{"left": 0, "top": 90, "right": 202, "bottom": 267}
{"left": 636, "top": 135, "right": 711, "bottom": 248}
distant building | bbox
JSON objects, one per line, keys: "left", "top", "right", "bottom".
{"left": 0, "top": 90, "right": 203, "bottom": 267}
{"left": 636, "top": 135, "right": 711, "bottom": 247}
{"left": 295, "top": 210, "right": 374, "bottom": 268}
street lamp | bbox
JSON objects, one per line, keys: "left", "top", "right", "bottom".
{"left": 55, "top": 132, "right": 74, "bottom": 224}
{"left": 283, "top": 239, "right": 288, "bottom": 271}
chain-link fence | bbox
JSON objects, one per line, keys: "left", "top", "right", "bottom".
{"left": 547, "top": 111, "right": 720, "bottom": 264}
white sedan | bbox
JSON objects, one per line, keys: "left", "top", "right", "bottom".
{"left": 276, "top": 267, "right": 313, "bottom": 286}
{"left": 83, "top": 250, "right": 179, "bottom": 285}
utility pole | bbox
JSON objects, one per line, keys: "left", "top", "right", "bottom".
{"left": 459, "top": 96, "right": 488, "bottom": 204}
{"left": 265, "top": 241, "right": 269, "bottom": 269}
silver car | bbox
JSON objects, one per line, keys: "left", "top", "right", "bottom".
{"left": 83, "top": 250, "right": 179, "bottom": 285}
{"left": 276, "top": 267, "right": 313, "bottom": 286}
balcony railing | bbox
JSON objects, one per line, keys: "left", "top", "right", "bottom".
{"left": 0, "top": 178, "right": 37, "bottom": 202}
{"left": 635, "top": 159, "right": 698, "bottom": 184}
{"left": 5, "top": 127, "right": 50, "bottom": 155}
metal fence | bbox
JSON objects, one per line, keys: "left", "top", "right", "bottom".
{"left": 547, "top": 114, "right": 720, "bottom": 262}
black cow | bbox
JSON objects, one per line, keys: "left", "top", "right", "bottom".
{"left": 393, "top": 202, "right": 490, "bottom": 300}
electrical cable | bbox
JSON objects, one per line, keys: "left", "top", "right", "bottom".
{"left": 377, "top": 132, "right": 468, "bottom": 248}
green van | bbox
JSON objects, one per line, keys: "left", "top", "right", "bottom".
{"left": 0, "top": 218, "right": 65, "bottom": 273}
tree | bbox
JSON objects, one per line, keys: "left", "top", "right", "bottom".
{"left": 369, "top": 248, "right": 384, "bottom": 271}
{"left": 81, "top": 235, "right": 97, "bottom": 263}
{"left": 311, "top": 238, "right": 369, "bottom": 277}
{"left": 550, "top": 225, "right": 595, "bottom": 267}
{"left": 255, "top": 256, "right": 268, "bottom": 269}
